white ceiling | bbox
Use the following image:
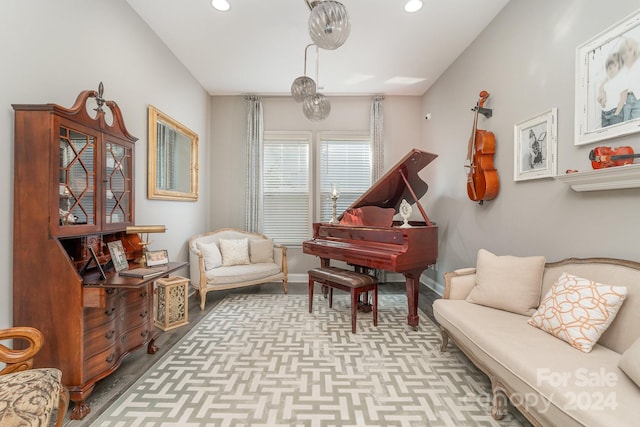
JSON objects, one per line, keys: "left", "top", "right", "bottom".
{"left": 125, "top": 0, "right": 510, "bottom": 96}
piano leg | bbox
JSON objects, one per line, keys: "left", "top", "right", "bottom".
{"left": 404, "top": 269, "right": 424, "bottom": 330}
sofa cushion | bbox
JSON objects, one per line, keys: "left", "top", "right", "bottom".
{"left": 619, "top": 338, "right": 640, "bottom": 388}
{"left": 528, "top": 272, "right": 627, "bottom": 353}
{"left": 219, "top": 238, "right": 251, "bottom": 266}
{"left": 196, "top": 240, "right": 222, "bottom": 270}
{"left": 466, "top": 249, "right": 546, "bottom": 315}
{"left": 250, "top": 239, "right": 274, "bottom": 264}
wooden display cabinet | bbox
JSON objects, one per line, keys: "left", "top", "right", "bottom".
{"left": 12, "top": 84, "right": 186, "bottom": 420}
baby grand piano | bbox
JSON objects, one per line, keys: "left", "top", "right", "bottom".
{"left": 303, "top": 148, "right": 438, "bottom": 329}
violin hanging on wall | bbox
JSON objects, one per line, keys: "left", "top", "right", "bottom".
{"left": 465, "top": 91, "right": 499, "bottom": 204}
{"left": 589, "top": 146, "right": 640, "bottom": 169}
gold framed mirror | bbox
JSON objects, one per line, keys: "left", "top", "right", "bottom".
{"left": 148, "top": 105, "right": 198, "bottom": 201}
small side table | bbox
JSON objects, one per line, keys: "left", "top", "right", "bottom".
{"left": 155, "top": 276, "right": 189, "bottom": 331}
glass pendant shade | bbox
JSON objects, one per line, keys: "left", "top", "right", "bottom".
{"left": 291, "top": 76, "right": 316, "bottom": 102}
{"left": 308, "top": 1, "right": 350, "bottom": 50}
{"left": 303, "top": 93, "right": 331, "bottom": 121}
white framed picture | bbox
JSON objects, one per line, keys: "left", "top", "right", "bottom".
{"left": 575, "top": 9, "right": 640, "bottom": 145}
{"left": 514, "top": 108, "right": 558, "bottom": 181}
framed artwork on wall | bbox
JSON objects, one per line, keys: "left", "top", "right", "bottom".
{"left": 514, "top": 108, "right": 557, "bottom": 181}
{"left": 575, "top": 9, "right": 640, "bottom": 145}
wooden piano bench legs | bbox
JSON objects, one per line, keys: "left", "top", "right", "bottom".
{"left": 308, "top": 267, "right": 378, "bottom": 333}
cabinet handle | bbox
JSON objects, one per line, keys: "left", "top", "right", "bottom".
{"left": 121, "top": 335, "right": 127, "bottom": 343}
{"left": 141, "top": 330, "right": 148, "bottom": 338}
{"left": 140, "top": 290, "right": 148, "bottom": 297}
{"left": 106, "top": 288, "right": 116, "bottom": 295}
{"left": 105, "top": 307, "right": 116, "bottom": 315}
{"left": 140, "top": 310, "right": 148, "bottom": 318}
{"left": 106, "top": 353, "right": 115, "bottom": 363}
{"left": 105, "top": 330, "right": 115, "bottom": 339}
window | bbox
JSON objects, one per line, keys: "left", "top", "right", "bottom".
{"left": 263, "top": 133, "right": 311, "bottom": 245}
{"left": 262, "top": 132, "right": 372, "bottom": 245}
{"left": 318, "top": 136, "right": 372, "bottom": 222}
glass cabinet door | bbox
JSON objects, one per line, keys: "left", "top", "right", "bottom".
{"left": 104, "top": 139, "right": 133, "bottom": 228}
{"left": 58, "top": 125, "right": 97, "bottom": 232}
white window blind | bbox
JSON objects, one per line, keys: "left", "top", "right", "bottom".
{"left": 319, "top": 138, "right": 372, "bottom": 222}
{"left": 263, "top": 136, "right": 311, "bottom": 245}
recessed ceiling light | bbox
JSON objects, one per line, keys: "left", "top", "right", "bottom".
{"left": 404, "top": 0, "right": 422, "bottom": 13}
{"left": 211, "top": 0, "right": 230, "bottom": 11}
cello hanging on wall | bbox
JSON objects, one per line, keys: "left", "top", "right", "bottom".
{"left": 465, "top": 90, "right": 499, "bottom": 204}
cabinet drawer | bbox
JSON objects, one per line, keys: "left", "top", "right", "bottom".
{"left": 84, "top": 323, "right": 118, "bottom": 358}
{"left": 83, "top": 343, "right": 119, "bottom": 381}
{"left": 84, "top": 292, "right": 119, "bottom": 329}
{"left": 118, "top": 323, "right": 151, "bottom": 353}
{"left": 119, "top": 287, "right": 150, "bottom": 310}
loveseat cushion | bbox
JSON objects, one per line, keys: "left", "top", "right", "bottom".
{"left": 434, "top": 299, "right": 639, "bottom": 427}
{"left": 619, "top": 338, "right": 640, "bottom": 388}
{"left": 466, "top": 249, "right": 545, "bottom": 316}
{"left": 205, "top": 263, "right": 282, "bottom": 285}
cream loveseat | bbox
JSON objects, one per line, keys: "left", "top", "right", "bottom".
{"left": 433, "top": 250, "right": 640, "bottom": 427}
{"left": 189, "top": 228, "right": 288, "bottom": 310}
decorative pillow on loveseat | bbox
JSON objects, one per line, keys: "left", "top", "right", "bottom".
{"left": 250, "top": 239, "right": 274, "bottom": 264}
{"left": 528, "top": 272, "right": 627, "bottom": 353}
{"left": 619, "top": 338, "right": 640, "bottom": 388}
{"left": 196, "top": 240, "right": 222, "bottom": 270}
{"left": 466, "top": 249, "right": 546, "bottom": 316}
{"left": 219, "top": 238, "right": 251, "bottom": 266}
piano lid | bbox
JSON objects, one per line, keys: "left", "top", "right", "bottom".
{"left": 340, "top": 148, "right": 437, "bottom": 217}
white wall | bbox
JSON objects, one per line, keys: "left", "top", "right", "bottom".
{"left": 0, "top": 0, "right": 210, "bottom": 329}
{"left": 422, "top": 0, "right": 640, "bottom": 282}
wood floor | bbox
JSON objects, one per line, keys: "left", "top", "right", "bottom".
{"left": 63, "top": 281, "right": 440, "bottom": 426}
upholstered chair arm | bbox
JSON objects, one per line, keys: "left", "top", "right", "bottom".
{"left": 274, "top": 244, "right": 288, "bottom": 278}
{"left": 188, "top": 242, "right": 205, "bottom": 288}
{"left": 443, "top": 268, "right": 477, "bottom": 300}
{"left": 0, "top": 326, "right": 44, "bottom": 374}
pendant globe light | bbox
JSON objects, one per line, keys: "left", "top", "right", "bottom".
{"left": 303, "top": 93, "right": 331, "bottom": 121}
{"left": 291, "top": 44, "right": 317, "bottom": 102}
{"left": 306, "top": 0, "right": 350, "bottom": 50}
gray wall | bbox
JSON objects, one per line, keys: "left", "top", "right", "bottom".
{"left": 0, "top": 0, "right": 210, "bottom": 329}
{"left": 421, "top": 0, "right": 640, "bottom": 284}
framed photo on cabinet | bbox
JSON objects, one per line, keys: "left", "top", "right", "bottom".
{"left": 575, "top": 9, "right": 640, "bottom": 145}
{"left": 514, "top": 108, "right": 557, "bottom": 181}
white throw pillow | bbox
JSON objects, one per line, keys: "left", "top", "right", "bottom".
{"left": 219, "top": 238, "right": 251, "bottom": 266}
{"left": 196, "top": 240, "right": 222, "bottom": 270}
{"left": 466, "top": 249, "right": 546, "bottom": 316}
{"left": 250, "top": 238, "right": 274, "bottom": 263}
{"left": 528, "top": 272, "right": 627, "bottom": 353}
{"left": 619, "top": 338, "right": 640, "bottom": 388}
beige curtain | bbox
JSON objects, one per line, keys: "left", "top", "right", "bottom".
{"left": 245, "top": 96, "right": 263, "bottom": 232}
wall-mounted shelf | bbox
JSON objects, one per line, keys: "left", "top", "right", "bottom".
{"left": 554, "top": 163, "right": 640, "bottom": 191}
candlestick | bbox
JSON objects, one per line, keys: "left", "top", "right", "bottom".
{"left": 329, "top": 185, "right": 340, "bottom": 224}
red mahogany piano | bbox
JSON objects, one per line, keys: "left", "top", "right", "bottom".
{"left": 303, "top": 149, "right": 438, "bottom": 329}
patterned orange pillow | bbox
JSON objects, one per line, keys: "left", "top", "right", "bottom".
{"left": 528, "top": 272, "right": 627, "bottom": 353}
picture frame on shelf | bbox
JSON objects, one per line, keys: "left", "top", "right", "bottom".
{"left": 575, "top": 9, "right": 640, "bottom": 145}
{"left": 514, "top": 108, "right": 558, "bottom": 181}
{"left": 146, "top": 249, "right": 169, "bottom": 267}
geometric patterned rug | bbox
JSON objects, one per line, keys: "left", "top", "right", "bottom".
{"left": 92, "top": 294, "right": 530, "bottom": 427}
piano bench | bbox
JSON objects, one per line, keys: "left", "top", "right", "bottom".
{"left": 308, "top": 267, "right": 378, "bottom": 333}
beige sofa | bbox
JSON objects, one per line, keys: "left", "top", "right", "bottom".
{"left": 433, "top": 254, "right": 640, "bottom": 427}
{"left": 188, "top": 228, "right": 288, "bottom": 310}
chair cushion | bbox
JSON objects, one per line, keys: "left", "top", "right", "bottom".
{"left": 0, "top": 368, "right": 63, "bottom": 427}
{"left": 205, "top": 263, "right": 282, "bottom": 285}
{"left": 466, "top": 248, "right": 546, "bottom": 316}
